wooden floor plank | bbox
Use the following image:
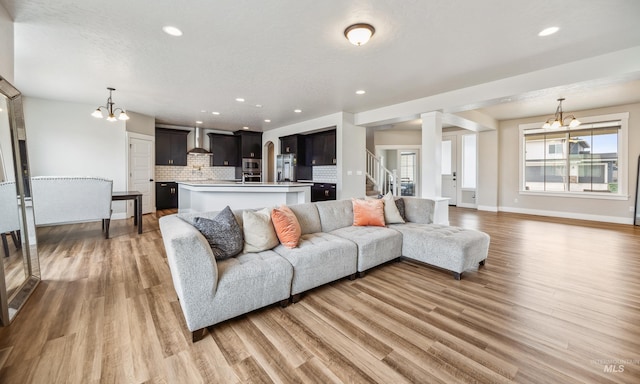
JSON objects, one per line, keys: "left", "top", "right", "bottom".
{"left": 0, "top": 209, "right": 638, "bottom": 383}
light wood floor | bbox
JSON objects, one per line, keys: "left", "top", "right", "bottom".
{"left": 0, "top": 208, "right": 639, "bottom": 383}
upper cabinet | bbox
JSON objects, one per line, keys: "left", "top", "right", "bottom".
{"left": 307, "top": 129, "right": 336, "bottom": 166}
{"left": 208, "top": 133, "right": 240, "bottom": 166}
{"left": 280, "top": 134, "right": 307, "bottom": 160}
{"left": 156, "top": 128, "right": 188, "bottom": 166}
{"left": 235, "top": 131, "right": 262, "bottom": 158}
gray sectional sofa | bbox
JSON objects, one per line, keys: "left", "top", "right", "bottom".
{"left": 159, "top": 197, "right": 490, "bottom": 341}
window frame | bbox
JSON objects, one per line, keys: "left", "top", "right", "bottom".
{"left": 518, "top": 112, "right": 629, "bottom": 200}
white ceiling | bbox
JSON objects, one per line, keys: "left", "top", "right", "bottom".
{"left": 3, "top": 0, "right": 640, "bottom": 131}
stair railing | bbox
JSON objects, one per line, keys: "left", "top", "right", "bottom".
{"left": 366, "top": 149, "right": 399, "bottom": 196}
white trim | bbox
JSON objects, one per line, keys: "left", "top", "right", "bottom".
{"left": 499, "top": 206, "right": 633, "bottom": 225}
{"left": 477, "top": 205, "right": 498, "bottom": 212}
{"left": 519, "top": 191, "right": 629, "bottom": 201}
{"left": 457, "top": 202, "right": 477, "bottom": 209}
{"left": 126, "top": 132, "right": 155, "bottom": 217}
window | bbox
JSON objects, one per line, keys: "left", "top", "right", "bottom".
{"left": 462, "top": 134, "right": 477, "bottom": 189}
{"left": 400, "top": 152, "right": 416, "bottom": 181}
{"left": 520, "top": 113, "right": 628, "bottom": 198}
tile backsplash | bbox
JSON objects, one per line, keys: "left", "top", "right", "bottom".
{"left": 312, "top": 165, "right": 337, "bottom": 183}
{"left": 156, "top": 155, "right": 236, "bottom": 181}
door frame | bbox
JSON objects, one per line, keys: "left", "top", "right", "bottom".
{"left": 441, "top": 135, "right": 457, "bottom": 205}
{"left": 374, "top": 144, "right": 421, "bottom": 197}
{"left": 126, "top": 132, "right": 155, "bottom": 217}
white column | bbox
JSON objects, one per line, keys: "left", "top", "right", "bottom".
{"left": 420, "top": 111, "right": 443, "bottom": 198}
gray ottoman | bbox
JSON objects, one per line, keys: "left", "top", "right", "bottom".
{"left": 389, "top": 223, "right": 489, "bottom": 280}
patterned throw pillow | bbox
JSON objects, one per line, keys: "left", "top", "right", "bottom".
{"left": 394, "top": 197, "right": 406, "bottom": 222}
{"left": 193, "top": 206, "right": 243, "bottom": 260}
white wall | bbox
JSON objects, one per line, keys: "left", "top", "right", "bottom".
{"left": 498, "top": 102, "right": 640, "bottom": 223}
{"left": 126, "top": 111, "right": 155, "bottom": 136}
{"left": 374, "top": 129, "right": 421, "bottom": 146}
{"left": 477, "top": 130, "right": 498, "bottom": 211}
{"left": 0, "top": 3, "right": 13, "bottom": 83}
{"left": 23, "top": 97, "right": 128, "bottom": 217}
{"left": 262, "top": 112, "right": 366, "bottom": 199}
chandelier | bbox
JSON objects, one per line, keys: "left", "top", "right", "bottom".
{"left": 91, "top": 87, "right": 129, "bottom": 122}
{"left": 542, "top": 98, "right": 580, "bottom": 129}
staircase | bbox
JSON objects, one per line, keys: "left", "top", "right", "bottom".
{"left": 366, "top": 149, "right": 399, "bottom": 197}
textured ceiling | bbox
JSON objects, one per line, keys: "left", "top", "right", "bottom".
{"left": 2, "top": 0, "right": 640, "bottom": 131}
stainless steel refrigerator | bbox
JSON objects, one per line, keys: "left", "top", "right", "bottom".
{"left": 276, "top": 153, "right": 296, "bottom": 181}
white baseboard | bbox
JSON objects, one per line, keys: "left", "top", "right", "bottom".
{"left": 477, "top": 205, "right": 498, "bottom": 212}
{"left": 456, "top": 203, "right": 477, "bottom": 209}
{"left": 498, "top": 206, "right": 633, "bottom": 225}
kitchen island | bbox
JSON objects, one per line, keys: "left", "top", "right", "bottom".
{"left": 177, "top": 180, "right": 312, "bottom": 213}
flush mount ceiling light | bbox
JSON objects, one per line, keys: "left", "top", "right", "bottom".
{"left": 344, "top": 23, "right": 375, "bottom": 46}
{"left": 91, "top": 87, "right": 129, "bottom": 122}
{"left": 542, "top": 98, "right": 581, "bottom": 129}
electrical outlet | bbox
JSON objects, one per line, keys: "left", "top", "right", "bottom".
{"left": 631, "top": 206, "right": 635, "bottom": 213}
{"left": 514, "top": 198, "right": 518, "bottom": 203}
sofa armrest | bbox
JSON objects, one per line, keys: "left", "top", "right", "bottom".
{"left": 159, "top": 214, "right": 218, "bottom": 328}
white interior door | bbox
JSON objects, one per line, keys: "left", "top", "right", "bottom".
{"left": 128, "top": 133, "right": 154, "bottom": 214}
{"left": 441, "top": 136, "right": 457, "bottom": 205}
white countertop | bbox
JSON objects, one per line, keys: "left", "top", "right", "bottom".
{"left": 177, "top": 180, "right": 312, "bottom": 187}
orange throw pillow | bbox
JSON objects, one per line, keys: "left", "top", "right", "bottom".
{"left": 352, "top": 198, "right": 385, "bottom": 227}
{"left": 271, "top": 205, "right": 302, "bottom": 248}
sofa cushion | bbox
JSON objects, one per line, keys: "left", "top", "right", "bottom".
{"left": 401, "top": 197, "right": 435, "bottom": 224}
{"left": 271, "top": 205, "right": 302, "bottom": 248}
{"left": 193, "top": 206, "right": 243, "bottom": 260}
{"left": 330, "top": 226, "right": 402, "bottom": 272}
{"left": 288, "top": 203, "right": 322, "bottom": 235}
{"left": 389, "top": 222, "right": 489, "bottom": 273}
{"left": 208, "top": 250, "right": 294, "bottom": 327}
{"left": 352, "top": 198, "right": 385, "bottom": 227}
{"left": 242, "top": 207, "right": 279, "bottom": 253}
{"left": 273, "top": 232, "right": 357, "bottom": 295}
{"left": 315, "top": 199, "right": 354, "bottom": 232}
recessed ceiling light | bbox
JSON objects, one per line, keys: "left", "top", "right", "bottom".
{"left": 264, "top": 119, "right": 271, "bottom": 123}
{"left": 294, "top": 109, "right": 302, "bottom": 113}
{"left": 255, "top": 104, "right": 262, "bottom": 108}
{"left": 162, "top": 26, "right": 183, "bottom": 37}
{"left": 200, "top": 110, "right": 206, "bottom": 113}
{"left": 195, "top": 120, "right": 203, "bottom": 124}
{"left": 538, "top": 26, "right": 559, "bottom": 37}
{"left": 356, "top": 90, "right": 366, "bottom": 95}
{"left": 211, "top": 111, "right": 220, "bottom": 115}
{"left": 236, "top": 98, "right": 245, "bottom": 102}
{"left": 243, "top": 126, "right": 249, "bottom": 130}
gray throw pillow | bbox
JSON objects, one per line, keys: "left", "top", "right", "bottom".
{"left": 193, "top": 206, "right": 243, "bottom": 260}
{"left": 394, "top": 198, "right": 406, "bottom": 222}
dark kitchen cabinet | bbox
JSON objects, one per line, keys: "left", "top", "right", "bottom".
{"left": 156, "top": 129, "right": 188, "bottom": 166}
{"left": 306, "top": 129, "right": 336, "bottom": 166}
{"left": 156, "top": 182, "right": 178, "bottom": 209}
{"left": 280, "top": 134, "right": 307, "bottom": 164}
{"left": 235, "top": 130, "right": 262, "bottom": 158}
{"left": 311, "top": 183, "right": 336, "bottom": 202}
{"left": 208, "top": 133, "right": 240, "bottom": 166}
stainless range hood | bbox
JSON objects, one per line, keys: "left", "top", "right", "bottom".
{"left": 187, "top": 126, "right": 211, "bottom": 155}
